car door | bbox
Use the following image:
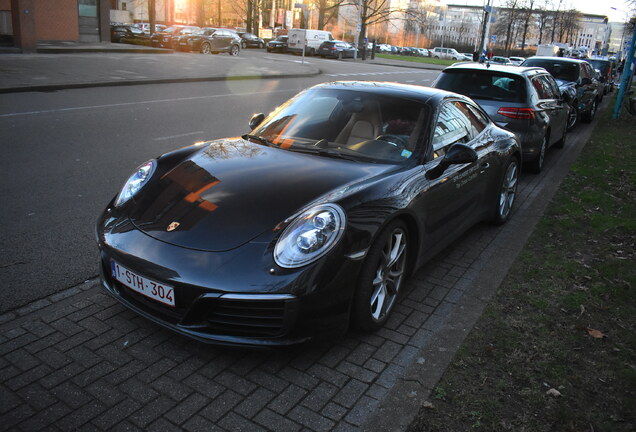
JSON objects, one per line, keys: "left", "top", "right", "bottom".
{"left": 578, "top": 63, "right": 596, "bottom": 110}
{"left": 417, "top": 100, "right": 491, "bottom": 245}
{"left": 531, "top": 74, "right": 567, "bottom": 146}
{"left": 542, "top": 74, "right": 568, "bottom": 142}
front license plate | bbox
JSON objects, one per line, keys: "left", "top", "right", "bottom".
{"left": 111, "top": 260, "right": 175, "bottom": 307}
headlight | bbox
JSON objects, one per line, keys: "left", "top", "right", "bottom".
{"left": 274, "top": 204, "right": 346, "bottom": 268}
{"left": 114, "top": 160, "right": 156, "bottom": 207}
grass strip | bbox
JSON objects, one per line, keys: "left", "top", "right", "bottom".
{"left": 407, "top": 95, "right": 636, "bottom": 431}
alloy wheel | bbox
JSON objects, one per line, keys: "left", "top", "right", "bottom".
{"left": 369, "top": 227, "right": 407, "bottom": 322}
{"left": 567, "top": 105, "right": 578, "bottom": 130}
{"left": 201, "top": 43, "right": 211, "bottom": 54}
{"left": 498, "top": 160, "right": 518, "bottom": 221}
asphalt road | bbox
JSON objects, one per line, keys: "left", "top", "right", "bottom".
{"left": 0, "top": 54, "right": 442, "bottom": 312}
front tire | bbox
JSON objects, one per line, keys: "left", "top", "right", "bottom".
{"left": 491, "top": 157, "right": 519, "bottom": 225}
{"left": 566, "top": 103, "right": 579, "bottom": 131}
{"left": 352, "top": 220, "right": 409, "bottom": 331}
{"left": 201, "top": 42, "right": 211, "bottom": 54}
{"left": 229, "top": 45, "right": 239, "bottom": 56}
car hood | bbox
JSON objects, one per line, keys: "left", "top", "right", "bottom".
{"left": 128, "top": 138, "right": 398, "bottom": 252}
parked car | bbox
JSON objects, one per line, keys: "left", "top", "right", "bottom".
{"left": 490, "top": 56, "right": 512, "bottom": 65}
{"left": 266, "top": 35, "right": 288, "bottom": 53}
{"left": 110, "top": 25, "right": 133, "bottom": 43}
{"left": 585, "top": 57, "right": 614, "bottom": 94}
{"left": 96, "top": 81, "right": 521, "bottom": 346}
{"left": 431, "top": 47, "right": 463, "bottom": 60}
{"left": 287, "top": 28, "right": 334, "bottom": 56}
{"left": 317, "top": 40, "right": 355, "bottom": 59}
{"left": 238, "top": 32, "right": 265, "bottom": 49}
{"left": 521, "top": 56, "right": 602, "bottom": 130}
{"left": 177, "top": 27, "right": 241, "bottom": 55}
{"left": 461, "top": 52, "right": 475, "bottom": 61}
{"left": 151, "top": 25, "right": 198, "bottom": 48}
{"left": 433, "top": 63, "right": 569, "bottom": 172}
{"left": 509, "top": 56, "right": 525, "bottom": 66}
{"left": 132, "top": 23, "right": 167, "bottom": 35}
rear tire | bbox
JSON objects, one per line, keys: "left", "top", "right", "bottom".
{"left": 566, "top": 103, "right": 579, "bottom": 131}
{"left": 352, "top": 220, "right": 409, "bottom": 331}
{"left": 582, "top": 99, "right": 597, "bottom": 123}
{"left": 201, "top": 42, "right": 211, "bottom": 54}
{"left": 528, "top": 135, "right": 547, "bottom": 173}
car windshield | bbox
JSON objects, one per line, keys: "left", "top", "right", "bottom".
{"left": 435, "top": 70, "right": 527, "bottom": 103}
{"left": 523, "top": 59, "right": 580, "bottom": 82}
{"left": 250, "top": 88, "right": 432, "bottom": 164}
{"left": 587, "top": 60, "right": 610, "bottom": 74}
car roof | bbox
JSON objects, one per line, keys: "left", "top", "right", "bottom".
{"left": 523, "top": 56, "right": 587, "bottom": 65}
{"left": 314, "top": 81, "right": 468, "bottom": 105}
{"left": 444, "top": 62, "right": 547, "bottom": 77}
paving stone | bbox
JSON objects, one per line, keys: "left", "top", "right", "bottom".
{"left": 119, "top": 378, "right": 161, "bottom": 404}
{"left": 72, "top": 361, "right": 117, "bottom": 387}
{"left": 362, "top": 358, "right": 386, "bottom": 374}
{"left": 86, "top": 380, "right": 127, "bottom": 406}
{"left": 6, "top": 364, "right": 53, "bottom": 391}
{"left": 268, "top": 384, "right": 308, "bottom": 416}
{"left": 183, "top": 415, "right": 225, "bottom": 432}
{"left": 0, "top": 312, "right": 16, "bottom": 325}
{"left": 392, "top": 345, "right": 420, "bottom": 367}
{"left": 57, "top": 400, "right": 107, "bottom": 430}
{"left": 150, "top": 375, "right": 193, "bottom": 402}
{"left": 0, "top": 403, "right": 35, "bottom": 430}
{"left": 374, "top": 363, "right": 406, "bottom": 389}
{"left": 199, "top": 389, "right": 243, "bottom": 423}
{"left": 22, "top": 320, "right": 56, "bottom": 338}
{"left": 49, "top": 287, "right": 82, "bottom": 303}
{"left": 345, "top": 395, "right": 380, "bottom": 426}
{"left": 299, "top": 381, "right": 338, "bottom": 411}
{"left": 234, "top": 387, "right": 276, "bottom": 419}
{"left": 23, "top": 331, "right": 65, "bottom": 355}
{"left": 214, "top": 370, "right": 257, "bottom": 396}
{"left": 335, "top": 361, "right": 377, "bottom": 383}
{"left": 5, "top": 348, "right": 40, "bottom": 372}
{"left": 372, "top": 340, "right": 401, "bottom": 363}
{"left": 65, "top": 344, "right": 103, "bottom": 369}
{"left": 111, "top": 420, "right": 144, "bottom": 432}
{"left": 166, "top": 356, "right": 207, "bottom": 381}
{"left": 129, "top": 396, "right": 175, "bottom": 428}
{"left": 50, "top": 317, "right": 84, "bottom": 337}
{"left": 92, "top": 398, "right": 142, "bottom": 430}
{"left": 245, "top": 369, "right": 289, "bottom": 393}
{"left": 254, "top": 408, "right": 302, "bottom": 432}
{"left": 104, "top": 360, "right": 148, "bottom": 386}
{"left": 218, "top": 412, "right": 266, "bottom": 432}
{"left": 0, "top": 332, "right": 37, "bottom": 356}
{"left": 78, "top": 316, "right": 112, "bottom": 335}
{"left": 1, "top": 383, "right": 23, "bottom": 413}
{"left": 56, "top": 331, "right": 96, "bottom": 352}
{"left": 146, "top": 417, "right": 182, "bottom": 432}
{"left": 67, "top": 304, "right": 103, "bottom": 323}
{"left": 332, "top": 379, "right": 368, "bottom": 409}
{"left": 96, "top": 344, "right": 134, "bottom": 367}
{"left": 347, "top": 342, "right": 377, "bottom": 366}
{"left": 321, "top": 402, "right": 348, "bottom": 422}
{"left": 277, "top": 366, "right": 319, "bottom": 390}
{"left": 136, "top": 357, "right": 177, "bottom": 383}
{"left": 374, "top": 327, "right": 410, "bottom": 345}
{"left": 51, "top": 380, "right": 93, "bottom": 409}
{"left": 32, "top": 339, "right": 73, "bottom": 367}
{"left": 306, "top": 363, "right": 349, "bottom": 387}
{"left": 288, "top": 405, "right": 335, "bottom": 432}
{"left": 318, "top": 344, "right": 351, "bottom": 368}
{"left": 164, "top": 392, "right": 210, "bottom": 425}
{"left": 18, "top": 401, "right": 71, "bottom": 431}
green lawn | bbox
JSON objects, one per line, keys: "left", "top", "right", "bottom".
{"left": 407, "top": 94, "right": 636, "bottom": 431}
{"left": 375, "top": 53, "right": 458, "bottom": 66}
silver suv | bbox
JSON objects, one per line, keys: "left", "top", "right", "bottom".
{"left": 431, "top": 47, "right": 463, "bottom": 60}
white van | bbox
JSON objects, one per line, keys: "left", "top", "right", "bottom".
{"left": 287, "top": 29, "right": 334, "bottom": 56}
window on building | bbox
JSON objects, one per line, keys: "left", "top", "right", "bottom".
{"left": 79, "top": 0, "right": 98, "bottom": 17}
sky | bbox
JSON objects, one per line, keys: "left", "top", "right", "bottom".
{"left": 450, "top": 0, "right": 635, "bottom": 22}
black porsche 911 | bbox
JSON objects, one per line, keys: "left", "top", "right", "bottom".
{"left": 96, "top": 82, "right": 521, "bottom": 347}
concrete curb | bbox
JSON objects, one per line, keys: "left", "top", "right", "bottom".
{"left": 0, "top": 69, "right": 322, "bottom": 94}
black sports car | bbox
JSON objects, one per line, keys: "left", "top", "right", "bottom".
{"left": 266, "top": 35, "right": 288, "bottom": 53}
{"left": 96, "top": 82, "right": 521, "bottom": 347}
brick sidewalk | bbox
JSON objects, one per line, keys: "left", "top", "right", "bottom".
{"left": 0, "top": 120, "right": 595, "bottom": 431}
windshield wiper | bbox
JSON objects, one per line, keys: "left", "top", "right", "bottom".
{"left": 242, "top": 134, "right": 275, "bottom": 147}
{"left": 288, "top": 146, "right": 358, "bottom": 162}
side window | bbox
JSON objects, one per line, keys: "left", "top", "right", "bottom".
{"left": 580, "top": 64, "right": 590, "bottom": 79}
{"left": 432, "top": 102, "right": 472, "bottom": 159}
{"left": 531, "top": 76, "right": 551, "bottom": 99}
{"left": 456, "top": 102, "right": 487, "bottom": 136}
{"left": 543, "top": 74, "right": 561, "bottom": 97}
{"left": 538, "top": 75, "right": 558, "bottom": 99}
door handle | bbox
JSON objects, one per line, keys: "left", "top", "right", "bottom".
{"left": 480, "top": 162, "right": 490, "bottom": 172}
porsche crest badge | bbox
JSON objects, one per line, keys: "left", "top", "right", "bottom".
{"left": 167, "top": 222, "right": 180, "bottom": 232}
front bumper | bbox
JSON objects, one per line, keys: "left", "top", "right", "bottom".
{"left": 97, "top": 213, "right": 361, "bottom": 347}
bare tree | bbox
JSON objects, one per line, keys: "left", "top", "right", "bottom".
{"left": 519, "top": 0, "right": 534, "bottom": 51}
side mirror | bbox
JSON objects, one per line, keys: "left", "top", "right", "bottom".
{"left": 249, "top": 113, "right": 265, "bottom": 130}
{"left": 426, "top": 143, "right": 478, "bottom": 180}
